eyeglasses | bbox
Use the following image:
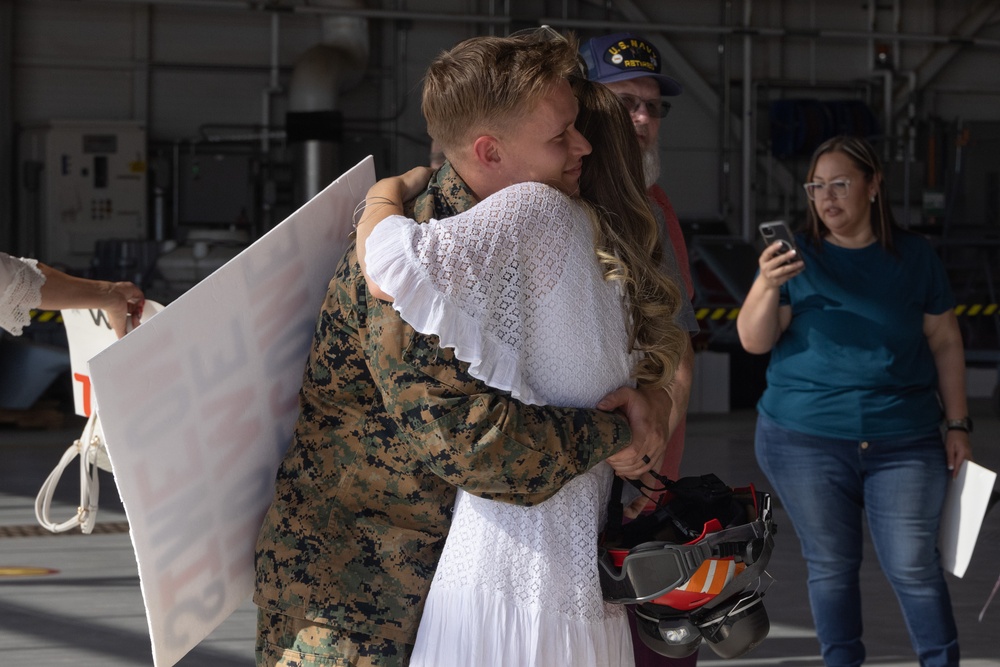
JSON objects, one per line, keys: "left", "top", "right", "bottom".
{"left": 803, "top": 179, "right": 851, "bottom": 200}
{"left": 617, "top": 94, "right": 671, "bottom": 119}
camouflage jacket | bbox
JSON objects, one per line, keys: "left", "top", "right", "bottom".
{"left": 254, "top": 162, "right": 632, "bottom": 644}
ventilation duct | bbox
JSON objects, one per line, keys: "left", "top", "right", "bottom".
{"left": 288, "top": 1, "right": 369, "bottom": 202}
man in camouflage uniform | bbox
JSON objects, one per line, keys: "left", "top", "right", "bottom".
{"left": 254, "top": 30, "right": 672, "bottom": 667}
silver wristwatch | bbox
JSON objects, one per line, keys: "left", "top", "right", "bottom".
{"left": 945, "top": 417, "right": 973, "bottom": 434}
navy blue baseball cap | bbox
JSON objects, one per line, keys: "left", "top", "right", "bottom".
{"left": 580, "top": 32, "right": 682, "bottom": 97}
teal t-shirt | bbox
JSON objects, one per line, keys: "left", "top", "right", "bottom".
{"left": 757, "top": 230, "right": 955, "bottom": 440}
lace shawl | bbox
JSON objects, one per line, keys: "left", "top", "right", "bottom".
{"left": 365, "top": 180, "right": 633, "bottom": 408}
{"left": 0, "top": 254, "right": 46, "bottom": 336}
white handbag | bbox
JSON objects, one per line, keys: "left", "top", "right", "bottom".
{"left": 34, "top": 410, "right": 112, "bottom": 534}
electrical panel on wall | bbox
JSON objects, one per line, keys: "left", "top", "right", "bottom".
{"left": 18, "top": 120, "right": 147, "bottom": 270}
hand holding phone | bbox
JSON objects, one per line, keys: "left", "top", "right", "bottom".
{"left": 759, "top": 220, "right": 805, "bottom": 271}
{"left": 755, "top": 220, "right": 804, "bottom": 287}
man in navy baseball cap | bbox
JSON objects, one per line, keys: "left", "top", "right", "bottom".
{"left": 583, "top": 32, "right": 699, "bottom": 667}
{"left": 580, "top": 32, "right": 683, "bottom": 97}
{"left": 581, "top": 32, "right": 683, "bottom": 190}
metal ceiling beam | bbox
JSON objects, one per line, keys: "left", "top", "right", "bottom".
{"left": 892, "top": 0, "right": 1000, "bottom": 117}
{"left": 538, "top": 14, "right": 1000, "bottom": 49}
{"left": 55, "top": 0, "right": 513, "bottom": 25}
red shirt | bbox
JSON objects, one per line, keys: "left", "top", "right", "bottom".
{"left": 649, "top": 183, "right": 694, "bottom": 300}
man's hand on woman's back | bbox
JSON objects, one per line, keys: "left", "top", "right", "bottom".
{"left": 599, "top": 385, "right": 671, "bottom": 479}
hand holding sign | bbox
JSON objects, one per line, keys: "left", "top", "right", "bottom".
{"left": 35, "top": 300, "right": 162, "bottom": 534}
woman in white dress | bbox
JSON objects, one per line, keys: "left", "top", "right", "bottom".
{"left": 356, "top": 79, "right": 687, "bottom": 667}
{"left": 0, "top": 252, "right": 144, "bottom": 338}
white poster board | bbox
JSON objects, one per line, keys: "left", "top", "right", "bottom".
{"left": 938, "top": 460, "right": 997, "bottom": 578}
{"left": 88, "top": 157, "right": 375, "bottom": 667}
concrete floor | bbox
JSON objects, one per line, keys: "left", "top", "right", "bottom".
{"left": 1, "top": 399, "right": 998, "bottom": 666}
{"left": 677, "top": 398, "right": 1000, "bottom": 667}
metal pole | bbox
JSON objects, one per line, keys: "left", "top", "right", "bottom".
{"left": 0, "top": 0, "right": 12, "bottom": 252}
{"left": 742, "top": 0, "right": 753, "bottom": 241}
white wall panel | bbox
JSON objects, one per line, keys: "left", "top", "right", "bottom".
{"left": 15, "top": 0, "right": 135, "bottom": 61}
{"left": 7, "top": 0, "right": 1000, "bottom": 232}
{"left": 152, "top": 5, "right": 320, "bottom": 66}
{"left": 149, "top": 68, "right": 271, "bottom": 139}
{"left": 14, "top": 66, "right": 136, "bottom": 123}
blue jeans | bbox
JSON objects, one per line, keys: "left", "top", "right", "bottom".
{"left": 755, "top": 414, "right": 959, "bottom": 667}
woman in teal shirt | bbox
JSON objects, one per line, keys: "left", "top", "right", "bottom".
{"left": 737, "top": 135, "right": 972, "bottom": 667}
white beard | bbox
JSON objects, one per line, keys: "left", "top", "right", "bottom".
{"left": 642, "top": 140, "right": 661, "bottom": 189}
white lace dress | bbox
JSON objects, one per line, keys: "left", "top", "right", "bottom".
{"left": 365, "top": 181, "right": 636, "bottom": 667}
{"left": 0, "top": 253, "right": 46, "bottom": 336}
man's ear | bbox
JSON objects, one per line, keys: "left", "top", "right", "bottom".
{"left": 472, "top": 135, "right": 502, "bottom": 170}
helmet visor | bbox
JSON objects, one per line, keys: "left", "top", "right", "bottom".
{"left": 599, "top": 518, "right": 771, "bottom": 603}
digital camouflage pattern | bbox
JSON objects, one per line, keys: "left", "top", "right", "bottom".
{"left": 254, "top": 161, "right": 633, "bottom": 648}
{"left": 256, "top": 608, "right": 411, "bottom": 667}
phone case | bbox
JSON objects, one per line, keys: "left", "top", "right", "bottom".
{"left": 758, "top": 220, "right": 796, "bottom": 254}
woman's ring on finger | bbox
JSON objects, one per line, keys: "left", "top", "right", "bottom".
{"left": 641, "top": 455, "right": 651, "bottom": 465}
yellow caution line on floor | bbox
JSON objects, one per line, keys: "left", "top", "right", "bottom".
{"left": 0, "top": 521, "right": 130, "bottom": 538}
{"left": 696, "top": 305, "right": 999, "bottom": 320}
{"left": 695, "top": 307, "right": 741, "bottom": 321}
{"left": 0, "top": 566, "right": 59, "bottom": 577}
{"left": 955, "top": 304, "right": 999, "bottom": 316}
{"left": 27, "top": 309, "right": 63, "bottom": 323}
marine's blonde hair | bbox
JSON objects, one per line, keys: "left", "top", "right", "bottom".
{"left": 573, "top": 78, "right": 686, "bottom": 389}
{"left": 422, "top": 30, "right": 583, "bottom": 153}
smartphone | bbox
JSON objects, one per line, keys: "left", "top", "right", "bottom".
{"left": 758, "top": 220, "right": 798, "bottom": 260}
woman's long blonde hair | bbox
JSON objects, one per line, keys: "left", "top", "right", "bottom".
{"left": 573, "top": 77, "right": 687, "bottom": 389}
